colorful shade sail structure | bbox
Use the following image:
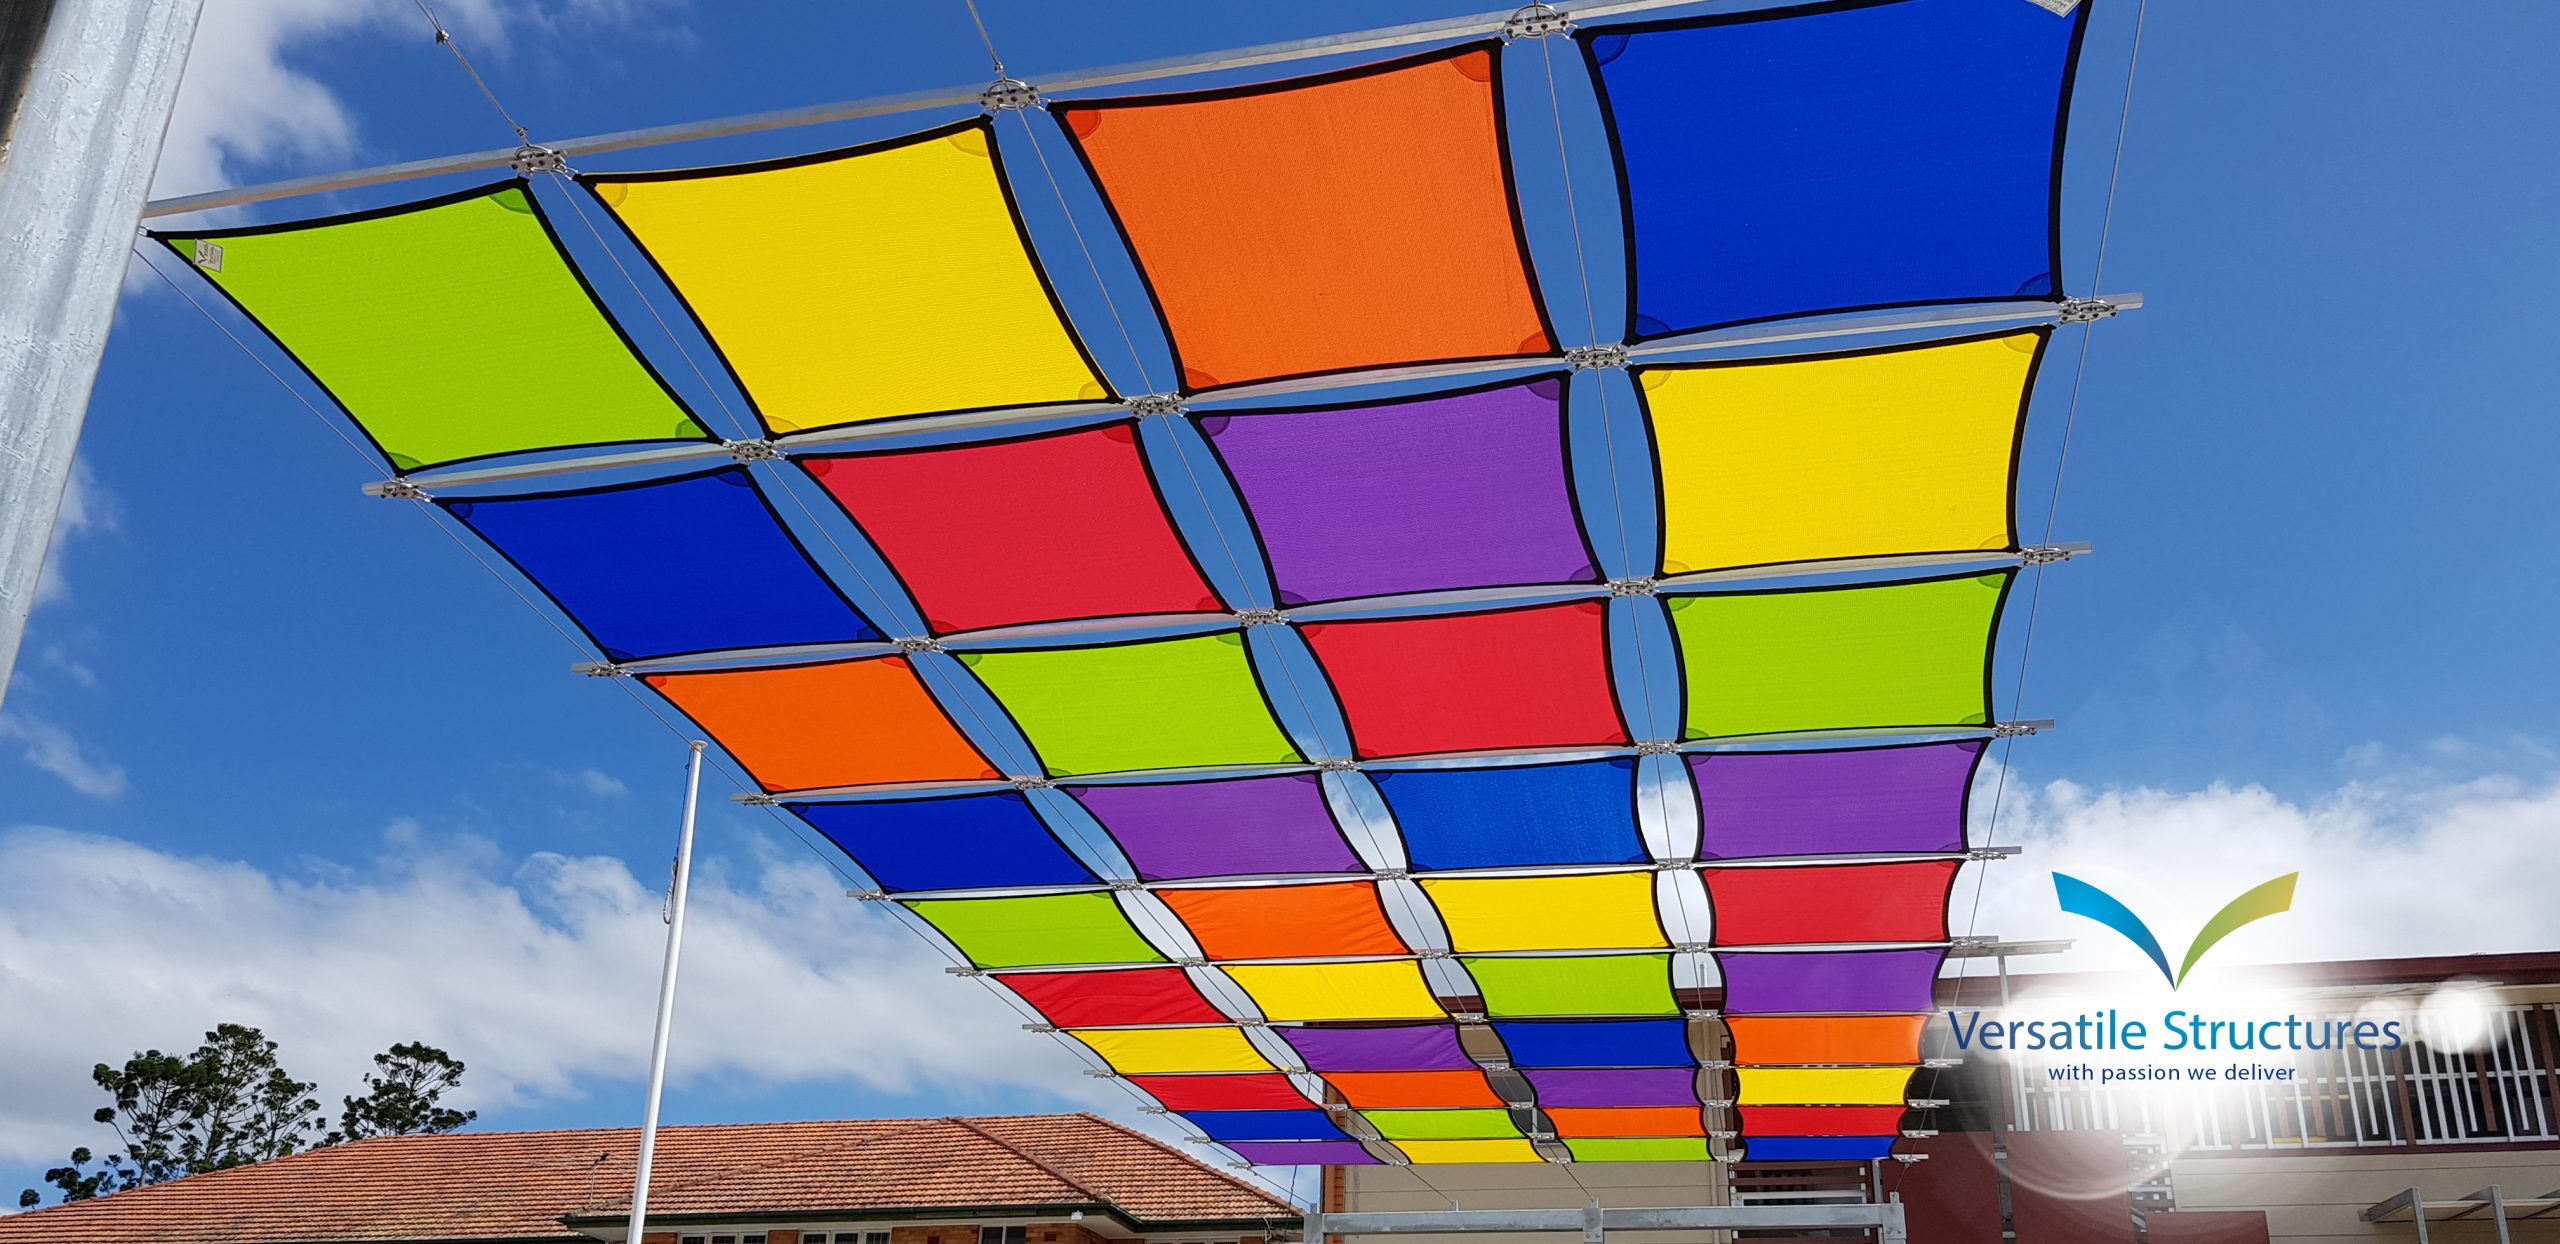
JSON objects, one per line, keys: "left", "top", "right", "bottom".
{"left": 158, "top": 183, "right": 714, "bottom": 472}
{"left": 158, "top": 0, "right": 2115, "bottom": 1169}
{"left": 580, "top": 119, "right": 1109, "bottom": 434}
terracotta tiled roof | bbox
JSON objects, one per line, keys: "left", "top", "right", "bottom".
{"left": 0, "top": 1113, "right": 1297, "bottom": 1244}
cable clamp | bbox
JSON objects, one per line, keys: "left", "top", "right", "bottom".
{"left": 1315, "top": 757, "right": 1360, "bottom": 773}
{"left": 510, "top": 143, "right": 571, "bottom": 175}
{"left": 981, "top": 75, "right": 1040, "bottom": 111}
{"left": 1023, "top": 1023, "right": 1058, "bottom": 1033}
{"left": 1701, "top": 1099, "right": 1734, "bottom": 1109}
{"left": 893, "top": 636, "right": 946, "bottom": 654}
{"left": 737, "top": 793, "right": 779, "bottom": 807}
{"left": 1452, "top": 1010, "right": 1488, "bottom": 1024}
{"left": 846, "top": 888, "right": 886, "bottom": 902}
{"left": 1892, "top": 1153, "right": 1931, "bottom": 1165}
{"left": 1922, "top": 1058, "right": 1964, "bottom": 1069}
{"left": 1713, "top": 1152, "right": 1742, "bottom": 1164}
{"left": 1236, "top": 1017, "right": 1270, "bottom": 1028}
{"left": 1701, "top": 1059, "right": 1734, "bottom": 1070}
{"left": 1566, "top": 343, "right": 1628, "bottom": 371}
{"left": 1176, "top": 956, "right": 1210, "bottom": 968}
{"left": 1684, "top": 1008, "right": 1724, "bottom": 1021}
{"left": 1606, "top": 577, "right": 1658, "bottom": 597}
{"left": 1963, "top": 846, "right": 2022, "bottom": 862}
{"left": 1009, "top": 776, "right": 1056, "bottom": 791}
{"left": 1235, "top": 607, "right": 1287, "bottom": 627}
{"left": 1908, "top": 1097, "right": 1951, "bottom": 1109}
{"left": 1413, "top": 947, "right": 1451, "bottom": 961}
{"left": 1083, "top": 1069, "right": 1119, "bottom": 1079}
{"left": 1527, "top": 1131, "right": 1556, "bottom": 1142}
{"left": 376, "top": 478, "right": 432, "bottom": 501}
{"left": 1949, "top": 935, "right": 2000, "bottom": 950}
{"left": 1635, "top": 739, "right": 1682, "bottom": 756}
{"left": 1483, "top": 1059, "right": 1513, "bottom": 1071}
{"left": 1675, "top": 941, "right": 1714, "bottom": 954}
{"left": 572, "top": 660, "right": 627, "bottom": 678}
{"left": 2056, "top": 295, "right": 2119, "bottom": 324}
{"left": 1127, "top": 393, "right": 1187, "bottom": 417}
{"left": 1502, "top": 3, "right": 1574, "bottom": 39}
{"left": 944, "top": 966, "right": 985, "bottom": 977}
{"left": 1652, "top": 857, "right": 1697, "bottom": 872}
{"left": 1902, "top": 1128, "right": 1940, "bottom": 1139}
{"left": 1107, "top": 879, "right": 1146, "bottom": 892}
{"left": 1709, "top": 1130, "right": 1738, "bottom": 1140}
{"left": 722, "top": 438, "right": 782, "bottom": 463}
{"left": 1992, "top": 719, "right": 2055, "bottom": 738}
{"left": 1373, "top": 867, "right": 1410, "bottom": 881}
{"left": 2020, "top": 541, "right": 2092, "bottom": 566}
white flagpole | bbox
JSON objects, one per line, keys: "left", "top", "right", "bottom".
{"left": 626, "top": 739, "right": 705, "bottom": 1243}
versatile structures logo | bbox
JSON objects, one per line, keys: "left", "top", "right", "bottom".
{"left": 2051, "top": 870, "right": 2298, "bottom": 990}
{"left": 1941, "top": 871, "right": 2403, "bottom": 1085}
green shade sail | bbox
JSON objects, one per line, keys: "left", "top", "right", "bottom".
{"left": 900, "top": 893, "right": 1167, "bottom": 969}
{"left": 1666, "top": 571, "right": 2010, "bottom": 740}
{"left": 1565, "top": 1137, "right": 1714, "bottom": 1162}
{"left": 960, "top": 633, "right": 1304, "bottom": 777}
{"left": 1361, "top": 1108, "right": 1524, "bottom": 1140}
{"left": 157, "top": 182, "right": 713, "bottom": 472}
{"left": 1461, "top": 954, "right": 1679, "bottom": 1017}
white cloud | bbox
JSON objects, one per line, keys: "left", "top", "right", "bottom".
{"left": 554, "top": 767, "right": 628, "bottom": 799}
{"left": 153, "top": 0, "right": 692, "bottom": 199}
{"left": 1965, "top": 752, "right": 2560, "bottom": 980}
{"left": 29, "top": 462, "right": 115, "bottom": 611}
{"left": 0, "top": 823, "right": 1108, "bottom": 1168}
{"left": 0, "top": 714, "right": 128, "bottom": 799}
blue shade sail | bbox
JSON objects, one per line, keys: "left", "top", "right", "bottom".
{"left": 785, "top": 792, "right": 1099, "bottom": 893}
{"left": 1493, "top": 1019, "right": 1696, "bottom": 1069}
{"left": 438, "top": 467, "right": 880, "bottom": 662}
{"left": 1372, "top": 758, "right": 1651, "bottom": 871}
{"left": 1743, "top": 1135, "right": 1900, "bottom": 1162}
{"left": 1584, "top": 0, "right": 2086, "bottom": 337}
{"left": 1182, "top": 1109, "right": 1352, "bottom": 1143}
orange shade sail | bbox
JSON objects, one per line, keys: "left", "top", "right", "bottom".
{"left": 643, "top": 656, "right": 998, "bottom": 792}
{"left": 1056, "top": 43, "right": 1552, "bottom": 389}
{"left": 1155, "top": 881, "right": 1410, "bottom": 961}
{"left": 1544, "top": 1106, "right": 1709, "bottom": 1138}
{"left": 1725, "top": 1015, "right": 1928, "bottom": 1066}
{"left": 1326, "top": 1070, "right": 1509, "bottom": 1109}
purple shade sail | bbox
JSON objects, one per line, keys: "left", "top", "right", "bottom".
{"left": 1200, "top": 378, "right": 1597, "bottom": 604}
{"left": 1066, "top": 775, "right": 1361, "bottom": 880}
{"left": 1282, "top": 1024, "right": 1475, "bottom": 1072}
{"left": 1526, "top": 1067, "right": 1701, "bottom": 1108}
{"left": 1718, "top": 949, "right": 1947, "bottom": 1015}
{"left": 1226, "top": 1140, "right": 1380, "bottom": 1165}
{"left": 1690, "top": 741, "right": 1982, "bottom": 860}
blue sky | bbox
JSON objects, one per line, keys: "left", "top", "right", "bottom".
{"left": 6, "top": 0, "right": 2559, "bottom": 1205}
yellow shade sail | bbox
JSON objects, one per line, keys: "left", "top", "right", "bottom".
{"left": 1224, "top": 961, "right": 1447, "bottom": 1022}
{"left": 585, "top": 119, "right": 1107, "bottom": 435}
{"left": 1068, "top": 1025, "right": 1276, "bottom": 1074}
{"left": 1419, "top": 871, "right": 1669, "bottom": 953}
{"left": 1733, "top": 1065, "right": 1917, "bottom": 1106}
{"left": 1645, "top": 329, "right": 2044, "bottom": 575}
{"left": 1395, "top": 1138, "right": 1547, "bottom": 1164}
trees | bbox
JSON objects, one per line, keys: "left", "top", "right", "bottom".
{"left": 19, "top": 1027, "right": 474, "bottom": 1208}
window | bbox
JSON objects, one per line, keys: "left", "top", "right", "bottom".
{"left": 982, "top": 1227, "right": 1029, "bottom": 1244}
{"left": 868, "top": 1233, "right": 892, "bottom": 1244}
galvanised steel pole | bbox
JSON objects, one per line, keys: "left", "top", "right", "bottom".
{"left": 0, "top": 0, "right": 203, "bottom": 712}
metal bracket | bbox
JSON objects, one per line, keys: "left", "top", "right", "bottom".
{"left": 1502, "top": 3, "right": 1573, "bottom": 39}
{"left": 1127, "top": 393, "right": 1186, "bottom": 416}
{"left": 2020, "top": 541, "right": 2093, "bottom": 566}
{"left": 1565, "top": 343, "right": 1628, "bottom": 371}
{"left": 1992, "top": 719, "right": 2055, "bottom": 738}
{"left": 1949, "top": 934, "right": 2000, "bottom": 951}
{"left": 572, "top": 660, "right": 627, "bottom": 678}
{"left": 376, "top": 478, "right": 432, "bottom": 501}
{"left": 893, "top": 636, "right": 946, "bottom": 654}
{"left": 1606, "top": 577, "right": 1658, "bottom": 597}
{"left": 980, "top": 75, "right": 1040, "bottom": 111}
{"left": 1235, "top": 607, "right": 1287, "bottom": 627}
{"left": 2055, "top": 295, "right": 2118, "bottom": 324}
{"left": 722, "top": 438, "right": 782, "bottom": 463}
{"left": 510, "top": 143, "right": 571, "bottom": 175}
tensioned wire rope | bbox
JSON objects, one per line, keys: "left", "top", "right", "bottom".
{"left": 954, "top": 0, "right": 1522, "bottom": 1192}
{"left": 1922, "top": 0, "right": 2152, "bottom": 1118}
{"left": 1518, "top": 10, "right": 1716, "bottom": 1187}
{"left": 131, "top": 14, "right": 1313, "bottom": 1206}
